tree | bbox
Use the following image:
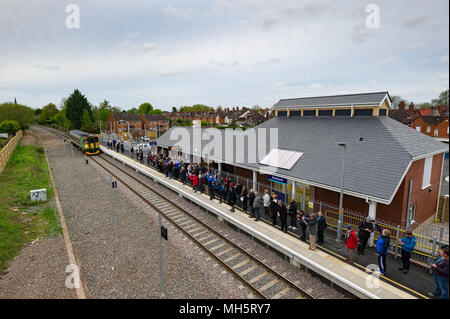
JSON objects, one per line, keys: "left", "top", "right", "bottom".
{"left": 390, "top": 96, "right": 409, "bottom": 109}
{"left": 172, "top": 106, "right": 177, "bottom": 113}
{"left": 0, "top": 103, "right": 35, "bottom": 129}
{"left": 65, "top": 89, "right": 92, "bottom": 129}
{"left": 40, "top": 103, "right": 59, "bottom": 121}
{"left": 127, "top": 107, "right": 138, "bottom": 114}
{"left": 418, "top": 102, "right": 432, "bottom": 109}
{"left": 431, "top": 90, "right": 449, "bottom": 107}
{"left": 80, "top": 109, "right": 94, "bottom": 132}
{"left": 138, "top": 102, "right": 153, "bottom": 114}
{"left": 0, "top": 120, "right": 21, "bottom": 135}
{"left": 179, "top": 104, "right": 212, "bottom": 113}
{"left": 148, "top": 109, "right": 163, "bottom": 114}
{"left": 99, "top": 99, "right": 111, "bottom": 109}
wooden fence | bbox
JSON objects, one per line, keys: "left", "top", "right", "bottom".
{"left": 0, "top": 130, "right": 23, "bottom": 174}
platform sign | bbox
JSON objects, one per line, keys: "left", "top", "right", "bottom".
{"left": 308, "top": 201, "right": 314, "bottom": 209}
{"left": 269, "top": 175, "right": 287, "bottom": 185}
{"left": 160, "top": 225, "right": 168, "bottom": 240}
{"left": 30, "top": 189, "right": 47, "bottom": 202}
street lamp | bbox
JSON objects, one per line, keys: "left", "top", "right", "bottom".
{"left": 336, "top": 142, "right": 347, "bottom": 242}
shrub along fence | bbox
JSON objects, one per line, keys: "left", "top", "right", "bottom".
{"left": 0, "top": 130, "right": 23, "bottom": 174}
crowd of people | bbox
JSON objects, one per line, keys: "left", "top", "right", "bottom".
{"left": 105, "top": 139, "right": 449, "bottom": 299}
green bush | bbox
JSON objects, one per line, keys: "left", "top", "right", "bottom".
{"left": 0, "top": 120, "right": 21, "bottom": 135}
{"left": 0, "top": 103, "right": 35, "bottom": 129}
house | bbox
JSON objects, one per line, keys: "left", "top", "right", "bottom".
{"left": 157, "top": 92, "right": 447, "bottom": 227}
{"left": 140, "top": 114, "right": 170, "bottom": 138}
{"left": 411, "top": 115, "right": 449, "bottom": 142}
{"left": 107, "top": 112, "right": 143, "bottom": 140}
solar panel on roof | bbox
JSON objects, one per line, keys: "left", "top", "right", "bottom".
{"left": 259, "top": 148, "right": 303, "bottom": 170}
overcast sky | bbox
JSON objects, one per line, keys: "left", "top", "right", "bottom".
{"left": 0, "top": 0, "right": 448, "bottom": 110}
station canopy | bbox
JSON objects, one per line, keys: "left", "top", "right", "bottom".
{"left": 259, "top": 148, "right": 303, "bottom": 170}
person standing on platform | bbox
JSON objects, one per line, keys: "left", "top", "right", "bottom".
{"left": 288, "top": 199, "right": 298, "bottom": 230}
{"left": 263, "top": 189, "right": 270, "bottom": 217}
{"left": 279, "top": 200, "right": 288, "bottom": 233}
{"left": 297, "top": 210, "right": 307, "bottom": 241}
{"left": 207, "top": 172, "right": 215, "bottom": 200}
{"left": 302, "top": 213, "right": 318, "bottom": 251}
{"left": 130, "top": 146, "right": 134, "bottom": 158}
{"left": 248, "top": 189, "right": 255, "bottom": 218}
{"left": 344, "top": 225, "right": 358, "bottom": 264}
{"left": 398, "top": 230, "right": 416, "bottom": 274}
{"left": 235, "top": 181, "right": 242, "bottom": 207}
{"left": 253, "top": 192, "right": 262, "bottom": 221}
{"left": 241, "top": 186, "right": 248, "bottom": 213}
{"left": 357, "top": 217, "right": 374, "bottom": 255}
{"left": 374, "top": 221, "right": 390, "bottom": 276}
{"left": 120, "top": 142, "right": 124, "bottom": 154}
{"left": 429, "top": 246, "right": 449, "bottom": 299}
{"left": 229, "top": 184, "right": 236, "bottom": 212}
{"left": 270, "top": 195, "right": 278, "bottom": 226}
{"left": 190, "top": 173, "right": 198, "bottom": 192}
{"left": 317, "top": 211, "right": 327, "bottom": 245}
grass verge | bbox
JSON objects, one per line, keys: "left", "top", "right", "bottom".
{"left": 0, "top": 144, "right": 61, "bottom": 274}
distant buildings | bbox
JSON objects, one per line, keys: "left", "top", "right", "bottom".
{"left": 107, "top": 112, "right": 169, "bottom": 140}
{"left": 389, "top": 101, "right": 449, "bottom": 143}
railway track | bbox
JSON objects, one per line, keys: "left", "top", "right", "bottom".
{"left": 39, "top": 125, "right": 314, "bottom": 299}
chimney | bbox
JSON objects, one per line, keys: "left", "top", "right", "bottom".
{"left": 398, "top": 101, "right": 406, "bottom": 111}
{"left": 408, "top": 102, "right": 415, "bottom": 115}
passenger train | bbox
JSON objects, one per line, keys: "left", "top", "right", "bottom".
{"left": 69, "top": 130, "right": 101, "bottom": 155}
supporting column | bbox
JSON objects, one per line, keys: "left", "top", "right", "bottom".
{"left": 218, "top": 162, "right": 222, "bottom": 175}
{"left": 368, "top": 200, "right": 377, "bottom": 247}
{"left": 291, "top": 181, "right": 296, "bottom": 202}
{"left": 252, "top": 170, "right": 257, "bottom": 192}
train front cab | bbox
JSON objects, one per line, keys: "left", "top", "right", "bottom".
{"left": 82, "top": 136, "right": 101, "bottom": 155}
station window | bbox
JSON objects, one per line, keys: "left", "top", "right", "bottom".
{"left": 354, "top": 108, "right": 373, "bottom": 116}
{"left": 335, "top": 109, "right": 351, "bottom": 116}
{"left": 318, "top": 109, "right": 333, "bottom": 116}
{"left": 290, "top": 111, "right": 301, "bottom": 117}
{"left": 278, "top": 111, "right": 287, "bottom": 117}
{"left": 422, "top": 156, "right": 433, "bottom": 189}
{"left": 303, "top": 110, "right": 316, "bottom": 117}
{"left": 379, "top": 109, "right": 387, "bottom": 116}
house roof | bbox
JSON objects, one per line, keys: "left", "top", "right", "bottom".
{"left": 274, "top": 92, "right": 391, "bottom": 109}
{"left": 389, "top": 109, "right": 410, "bottom": 125}
{"left": 142, "top": 114, "right": 169, "bottom": 121}
{"left": 418, "top": 109, "right": 432, "bottom": 116}
{"left": 111, "top": 112, "right": 141, "bottom": 122}
{"left": 157, "top": 116, "right": 447, "bottom": 204}
{"left": 419, "top": 116, "right": 448, "bottom": 126}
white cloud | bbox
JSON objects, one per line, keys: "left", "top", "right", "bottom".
{"left": 142, "top": 42, "right": 157, "bottom": 52}
{"left": 162, "top": 4, "right": 195, "bottom": 20}
{"left": 378, "top": 56, "right": 396, "bottom": 64}
{"left": 438, "top": 56, "right": 449, "bottom": 63}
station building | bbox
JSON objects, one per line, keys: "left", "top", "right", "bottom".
{"left": 157, "top": 92, "right": 447, "bottom": 227}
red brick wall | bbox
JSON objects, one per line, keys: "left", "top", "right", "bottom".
{"left": 411, "top": 117, "right": 449, "bottom": 138}
{"left": 314, "top": 153, "right": 444, "bottom": 226}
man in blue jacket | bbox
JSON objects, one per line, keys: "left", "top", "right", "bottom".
{"left": 374, "top": 221, "right": 390, "bottom": 276}
{"left": 398, "top": 230, "right": 416, "bottom": 274}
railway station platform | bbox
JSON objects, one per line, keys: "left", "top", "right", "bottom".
{"left": 100, "top": 146, "right": 418, "bottom": 299}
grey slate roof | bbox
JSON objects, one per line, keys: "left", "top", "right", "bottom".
{"left": 111, "top": 112, "right": 141, "bottom": 122}
{"left": 274, "top": 92, "right": 391, "bottom": 108}
{"left": 157, "top": 116, "right": 447, "bottom": 203}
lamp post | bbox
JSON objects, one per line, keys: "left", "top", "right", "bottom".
{"left": 336, "top": 142, "right": 347, "bottom": 242}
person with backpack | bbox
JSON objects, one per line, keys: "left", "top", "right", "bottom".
{"left": 398, "top": 230, "right": 416, "bottom": 274}
{"left": 374, "top": 221, "right": 390, "bottom": 276}
{"left": 344, "top": 225, "right": 358, "bottom": 264}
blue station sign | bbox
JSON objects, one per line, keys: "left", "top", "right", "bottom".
{"left": 269, "top": 175, "right": 287, "bottom": 185}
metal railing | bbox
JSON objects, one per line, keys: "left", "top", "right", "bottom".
{"left": 100, "top": 137, "right": 449, "bottom": 267}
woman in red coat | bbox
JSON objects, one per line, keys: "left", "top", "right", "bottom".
{"left": 345, "top": 225, "right": 359, "bottom": 264}
{"left": 190, "top": 174, "right": 199, "bottom": 192}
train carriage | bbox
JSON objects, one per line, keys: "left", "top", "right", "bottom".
{"left": 69, "top": 130, "right": 101, "bottom": 155}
